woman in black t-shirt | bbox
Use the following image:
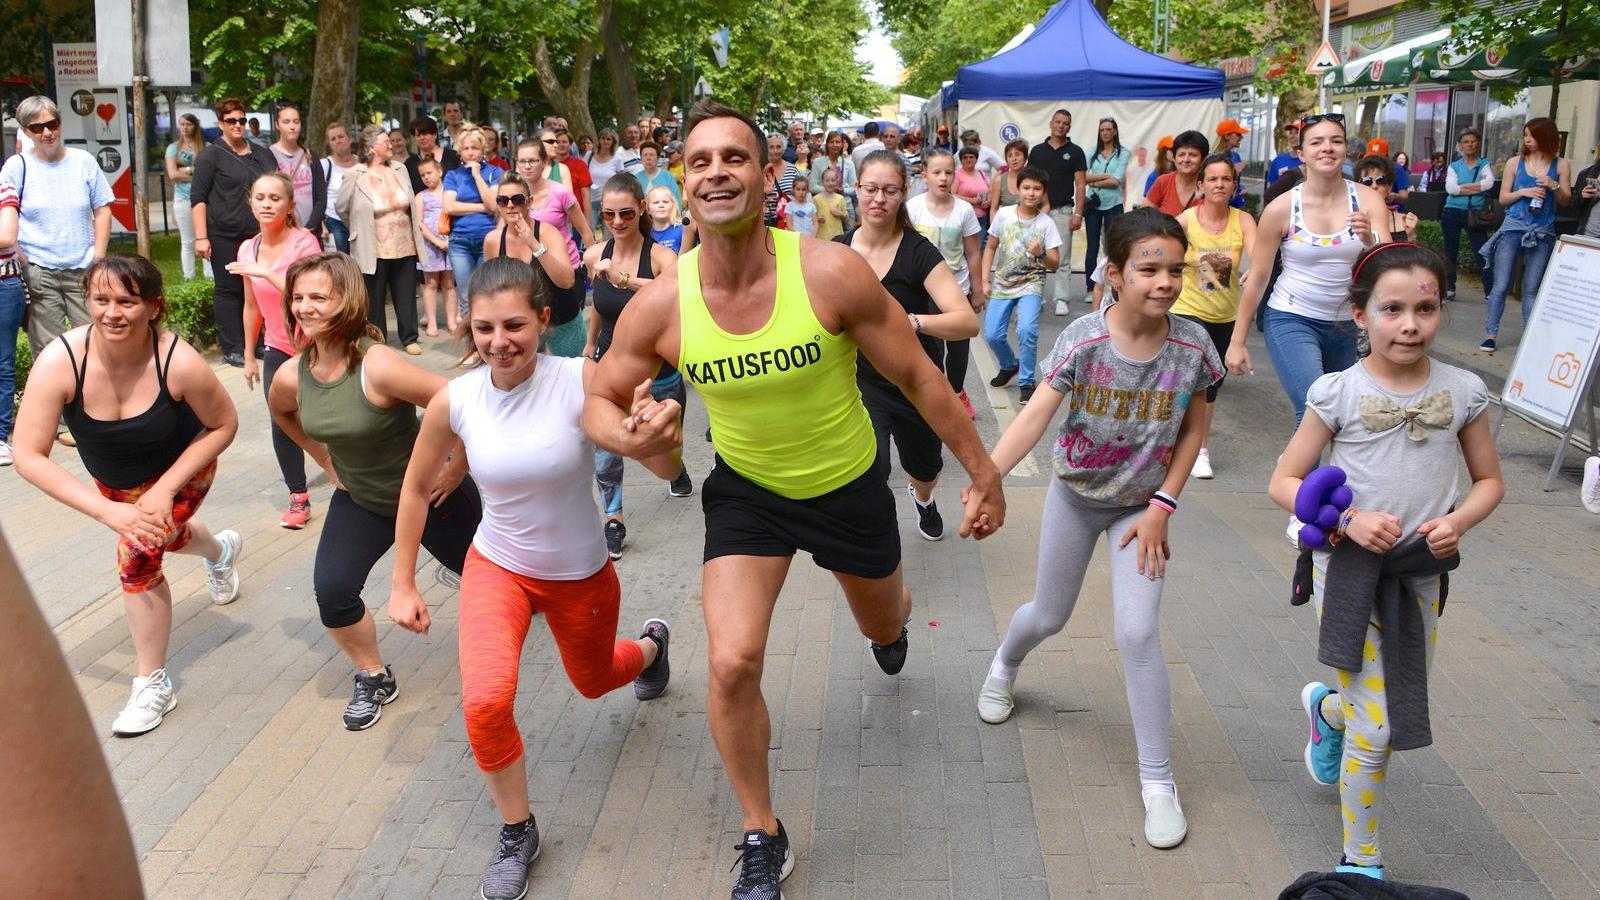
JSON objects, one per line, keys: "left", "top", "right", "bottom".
{"left": 836, "top": 150, "right": 978, "bottom": 541}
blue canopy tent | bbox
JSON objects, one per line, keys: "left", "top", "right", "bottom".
{"left": 951, "top": 0, "right": 1224, "bottom": 195}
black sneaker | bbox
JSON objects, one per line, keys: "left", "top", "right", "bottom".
{"left": 989, "top": 367, "right": 1018, "bottom": 388}
{"left": 605, "top": 519, "right": 625, "bottom": 560}
{"left": 870, "top": 627, "right": 910, "bottom": 675}
{"left": 222, "top": 351, "right": 245, "bottom": 368}
{"left": 480, "top": 816, "right": 541, "bottom": 900}
{"left": 343, "top": 666, "right": 398, "bottom": 730}
{"left": 634, "top": 618, "right": 671, "bottom": 700}
{"left": 908, "top": 483, "right": 943, "bottom": 541}
{"left": 730, "top": 819, "right": 794, "bottom": 900}
{"left": 1020, "top": 385, "right": 1036, "bottom": 405}
{"left": 669, "top": 468, "right": 694, "bottom": 497}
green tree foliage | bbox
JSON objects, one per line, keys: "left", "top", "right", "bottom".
{"left": 700, "top": 0, "right": 889, "bottom": 123}
{"left": 0, "top": 0, "right": 93, "bottom": 111}
{"left": 1434, "top": 0, "right": 1600, "bottom": 117}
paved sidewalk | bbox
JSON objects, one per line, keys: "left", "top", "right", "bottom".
{"left": 6, "top": 294, "right": 1600, "bottom": 898}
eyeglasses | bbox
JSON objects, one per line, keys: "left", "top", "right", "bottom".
{"left": 221, "top": 117, "right": 248, "bottom": 126}
{"left": 1299, "top": 113, "right": 1346, "bottom": 128}
{"left": 1360, "top": 176, "right": 1389, "bottom": 186}
{"left": 601, "top": 208, "right": 638, "bottom": 221}
{"left": 857, "top": 184, "right": 904, "bottom": 199}
{"left": 25, "top": 118, "right": 62, "bottom": 135}
{"left": 516, "top": 157, "right": 541, "bottom": 167}
{"left": 495, "top": 194, "right": 529, "bottom": 207}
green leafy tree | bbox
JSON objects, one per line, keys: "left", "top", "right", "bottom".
{"left": 0, "top": 0, "right": 93, "bottom": 113}
{"left": 701, "top": 0, "right": 889, "bottom": 122}
{"left": 1435, "top": 0, "right": 1600, "bottom": 117}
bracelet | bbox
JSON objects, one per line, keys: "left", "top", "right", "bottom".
{"left": 1148, "top": 491, "right": 1177, "bottom": 514}
{"left": 1337, "top": 506, "right": 1359, "bottom": 535}
{"left": 910, "top": 313, "right": 922, "bottom": 334}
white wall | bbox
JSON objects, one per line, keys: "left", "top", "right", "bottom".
{"left": 957, "top": 98, "right": 1226, "bottom": 164}
{"left": 1527, "top": 80, "right": 1600, "bottom": 156}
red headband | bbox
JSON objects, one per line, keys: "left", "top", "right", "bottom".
{"left": 1351, "top": 241, "right": 1421, "bottom": 284}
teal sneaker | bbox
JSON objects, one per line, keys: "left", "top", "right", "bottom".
{"left": 1301, "top": 682, "right": 1344, "bottom": 786}
{"left": 1336, "top": 859, "right": 1384, "bottom": 880}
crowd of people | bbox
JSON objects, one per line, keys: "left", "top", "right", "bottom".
{"left": 4, "top": 87, "right": 1600, "bottom": 900}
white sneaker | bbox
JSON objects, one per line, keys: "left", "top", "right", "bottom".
{"left": 1053, "top": 299, "right": 1069, "bottom": 316}
{"left": 205, "top": 530, "right": 243, "bottom": 605}
{"left": 977, "top": 674, "right": 1016, "bottom": 724}
{"left": 1143, "top": 791, "right": 1187, "bottom": 849}
{"left": 0, "top": 440, "right": 12, "bottom": 466}
{"left": 1583, "top": 456, "right": 1600, "bottom": 514}
{"left": 112, "top": 669, "right": 176, "bottom": 736}
{"left": 1191, "top": 448, "right": 1213, "bottom": 479}
{"left": 1286, "top": 515, "right": 1303, "bottom": 549}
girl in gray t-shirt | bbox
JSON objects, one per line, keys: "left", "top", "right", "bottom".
{"left": 978, "top": 208, "right": 1220, "bottom": 852}
{"left": 1268, "top": 243, "right": 1504, "bottom": 880}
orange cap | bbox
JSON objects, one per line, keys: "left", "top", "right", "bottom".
{"left": 1216, "top": 119, "right": 1249, "bottom": 136}
{"left": 1366, "top": 138, "right": 1390, "bottom": 157}
{"left": 1157, "top": 134, "right": 1174, "bottom": 150}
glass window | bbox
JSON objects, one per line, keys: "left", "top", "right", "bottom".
{"left": 1412, "top": 89, "right": 1449, "bottom": 159}
{"left": 1379, "top": 92, "right": 1408, "bottom": 152}
{"left": 1450, "top": 87, "right": 1485, "bottom": 153}
{"left": 1482, "top": 87, "right": 1531, "bottom": 168}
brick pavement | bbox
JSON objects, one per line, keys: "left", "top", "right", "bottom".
{"left": 6, "top": 299, "right": 1600, "bottom": 898}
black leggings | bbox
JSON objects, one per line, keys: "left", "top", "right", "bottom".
{"left": 262, "top": 348, "right": 308, "bottom": 494}
{"left": 944, "top": 338, "right": 970, "bottom": 394}
{"left": 312, "top": 479, "right": 481, "bottom": 629}
{"left": 365, "top": 256, "right": 419, "bottom": 346}
{"left": 211, "top": 233, "right": 247, "bottom": 356}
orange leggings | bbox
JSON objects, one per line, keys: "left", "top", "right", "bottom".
{"left": 458, "top": 545, "right": 645, "bottom": 772}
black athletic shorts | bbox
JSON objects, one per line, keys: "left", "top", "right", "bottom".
{"left": 861, "top": 380, "right": 944, "bottom": 484}
{"left": 1175, "top": 314, "right": 1233, "bottom": 403}
{"left": 702, "top": 454, "right": 901, "bottom": 579}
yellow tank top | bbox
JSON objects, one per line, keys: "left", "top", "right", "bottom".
{"left": 678, "top": 228, "right": 876, "bottom": 499}
{"left": 1172, "top": 208, "right": 1245, "bottom": 324}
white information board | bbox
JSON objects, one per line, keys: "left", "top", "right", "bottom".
{"left": 1501, "top": 235, "right": 1600, "bottom": 431}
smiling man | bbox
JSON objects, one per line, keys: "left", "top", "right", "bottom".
{"left": 583, "top": 98, "right": 1006, "bottom": 900}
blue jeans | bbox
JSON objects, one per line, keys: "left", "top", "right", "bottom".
{"left": 325, "top": 218, "right": 350, "bottom": 253}
{"left": 448, "top": 232, "right": 487, "bottom": 316}
{"left": 1484, "top": 232, "right": 1555, "bottom": 337}
{"left": 1263, "top": 306, "right": 1358, "bottom": 426}
{"left": 593, "top": 375, "right": 686, "bottom": 517}
{"left": 1083, "top": 204, "right": 1123, "bottom": 289}
{"left": 0, "top": 276, "right": 22, "bottom": 440}
{"left": 984, "top": 293, "right": 1042, "bottom": 386}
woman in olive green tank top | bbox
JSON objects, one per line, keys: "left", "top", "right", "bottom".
{"left": 268, "top": 251, "right": 481, "bottom": 732}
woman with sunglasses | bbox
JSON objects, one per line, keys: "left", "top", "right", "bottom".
{"left": 508, "top": 138, "right": 593, "bottom": 356}
{"left": 581, "top": 174, "right": 692, "bottom": 559}
{"left": 482, "top": 173, "right": 579, "bottom": 356}
{"left": 2, "top": 96, "right": 115, "bottom": 385}
{"left": 191, "top": 98, "right": 278, "bottom": 369}
{"left": 1356, "top": 155, "right": 1417, "bottom": 242}
{"left": 1229, "top": 112, "right": 1386, "bottom": 442}
{"left": 337, "top": 125, "right": 425, "bottom": 355}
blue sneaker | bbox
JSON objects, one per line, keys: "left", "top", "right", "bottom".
{"left": 1336, "top": 859, "right": 1384, "bottom": 881}
{"left": 1301, "top": 682, "right": 1344, "bottom": 787}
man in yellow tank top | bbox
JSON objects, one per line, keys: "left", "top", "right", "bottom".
{"left": 584, "top": 99, "right": 1005, "bottom": 900}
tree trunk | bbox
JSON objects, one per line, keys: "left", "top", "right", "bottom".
{"left": 601, "top": 1, "right": 639, "bottom": 127}
{"left": 470, "top": 58, "right": 487, "bottom": 125}
{"left": 1549, "top": 1, "right": 1567, "bottom": 119}
{"left": 654, "top": 81, "right": 674, "bottom": 121}
{"left": 532, "top": 0, "right": 607, "bottom": 143}
{"left": 307, "top": 0, "right": 359, "bottom": 156}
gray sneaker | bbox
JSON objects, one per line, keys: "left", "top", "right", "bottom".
{"left": 634, "top": 619, "right": 671, "bottom": 700}
{"left": 343, "top": 666, "right": 399, "bottom": 731}
{"left": 480, "top": 817, "right": 541, "bottom": 900}
{"left": 205, "top": 529, "right": 243, "bottom": 605}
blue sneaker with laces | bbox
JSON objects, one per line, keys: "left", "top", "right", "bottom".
{"left": 1335, "top": 858, "right": 1384, "bottom": 880}
{"left": 1301, "top": 682, "right": 1344, "bottom": 787}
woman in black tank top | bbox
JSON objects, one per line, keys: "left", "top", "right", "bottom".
{"left": 483, "top": 173, "right": 581, "bottom": 355}
{"left": 581, "top": 173, "right": 691, "bottom": 558}
{"left": 12, "top": 255, "right": 243, "bottom": 738}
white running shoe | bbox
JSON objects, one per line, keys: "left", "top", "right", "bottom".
{"left": 1143, "top": 791, "right": 1187, "bottom": 849}
{"left": 1191, "top": 448, "right": 1213, "bottom": 479}
{"left": 1583, "top": 456, "right": 1600, "bottom": 514}
{"left": 1053, "top": 299, "right": 1068, "bottom": 316}
{"left": 112, "top": 669, "right": 176, "bottom": 737}
{"left": 205, "top": 530, "right": 243, "bottom": 605}
{"left": 1286, "top": 515, "right": 1303, "bottom": 549}
{"left": 977, "top": 674, "right": 1016, "bottom": 724}
{"left": 0, "top": 440, "right": 12, "bottom": 466}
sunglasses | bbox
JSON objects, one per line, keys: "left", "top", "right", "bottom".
{"left": 495, "top": 194, "right": 529, "bottom": 207}
{"left": 541, "top": 138, "right": 557, "bottom": 145}
{"left": 221, "top": 116, "right": 248, "bottom": 126}
{"left": 1360, "top": 176, "right": 1390, "bottom": 186}
{"left": 25, "top": 118, "right": 62, "bottom": 135}
{"left": 601, "top": 208, "right": 638, "bottom": 221}
{"left": 1300, "top": 113, "right": 1346, "bottom": 128}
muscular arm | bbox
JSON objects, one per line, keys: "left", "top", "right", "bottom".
{"left": 815, "top": 242, "right": 1004, "bottom": 536}
{"left": 582, "top": 274, "right": 684, "bottom": 480}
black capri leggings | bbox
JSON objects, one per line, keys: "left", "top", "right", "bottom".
{"left": 262, "top": 348, "right": 308, "bottom": 494}
{"left": 312, "top": 478, "right": 482, "bottom": 629}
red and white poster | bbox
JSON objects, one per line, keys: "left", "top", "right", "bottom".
{"left": 53, "top": 43, "right": 133, "bottom": 232}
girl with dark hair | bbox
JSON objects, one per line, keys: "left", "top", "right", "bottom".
{"left": 1084, "top": 117, "right": 1132, "bottom": 295}
{"left": 268, "top": 252, "right": 480, "bottom": 732}
{"left": 165, "top": 112, "right": 207, "bottom": 278}
{"left": 988, "top": 138, "right": 1039, "bottom": 221}
{"left": 978, "top": 207, "right": 1221, "bottom": 853}
{"left": 13, "top": 255, "right": 242, "bottom": 737}
{"left": 582, "top": 173, "right": 692, "bottom": 559}
{"left": 387, "top": 255, "right": 672, "bottom": 900}
{"left": 842, "top": 151, "right": 978, "bottom": 540}
{"left": 1270, "top": 242, "right": 1502, "bottom": 881}
{"left": 1478, "top": 117, "right": 1571, "bottom": 352}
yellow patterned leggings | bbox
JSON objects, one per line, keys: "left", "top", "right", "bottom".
{"left": 1311, "top": 565, "right": 1441, "bottom": 868}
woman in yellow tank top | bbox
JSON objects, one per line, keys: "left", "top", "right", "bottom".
{"left": 1172, "top": 153, "right": 1256, "bottom": 479}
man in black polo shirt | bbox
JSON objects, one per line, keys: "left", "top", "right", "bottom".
{"left": 1028, "top": 108, "right": 1086, "bottom": 314}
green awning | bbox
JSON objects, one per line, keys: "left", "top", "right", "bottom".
{"left": 1324, "top": 27, "right": 1600, "bottom": 90}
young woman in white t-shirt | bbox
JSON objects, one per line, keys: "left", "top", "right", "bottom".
{"left": 905, "top": 149, "right": 984, "bottom": 418}
{"left": 385, "top": 256, "right": 675, "bottom": 900}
